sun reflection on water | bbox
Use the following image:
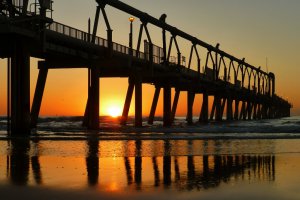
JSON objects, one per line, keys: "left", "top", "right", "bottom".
{"left": 0, "top": 139, "right": 300, "bottom": 199}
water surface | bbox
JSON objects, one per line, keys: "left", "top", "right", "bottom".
{"left": 0, "top": 139, "right": 300, "bottom": 199}
{"left": 1, "top": 116, "right": 300, "bottom": 199}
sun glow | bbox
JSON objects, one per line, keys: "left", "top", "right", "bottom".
{"left": 107, "top": 106, "right": 122, "bottom": 118}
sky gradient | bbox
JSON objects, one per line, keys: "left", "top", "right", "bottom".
{"left": 0, "top": 0, "right": 299, "bottom": 116}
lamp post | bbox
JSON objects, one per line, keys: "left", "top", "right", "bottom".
{"left": 129, "top": 17, "right": 134, "bottom": 55}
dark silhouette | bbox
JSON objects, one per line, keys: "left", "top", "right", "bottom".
{"left": 9, "top": 140, "right": 30, "bottom": 185}
{"left": 86, "top": 136, "right": 99, "bottom": 186}
{"left": 134, "top": 140, "right": 142, "bottom": 190}
{"left": 0, "top": 0, "right": 290, "bottom": 135}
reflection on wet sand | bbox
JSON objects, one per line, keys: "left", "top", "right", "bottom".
{"left": 86, "top": 135, "right": 99, "bottom": 186}
{"left": 4, "top": 139, "right": 275, "bottom": 191}
{"left": 6, "top": 140, "right": 43, "bottom": 186}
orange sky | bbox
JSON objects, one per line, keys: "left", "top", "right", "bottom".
{"left": 0, "top": 0, "right": 299, "bottom": 117}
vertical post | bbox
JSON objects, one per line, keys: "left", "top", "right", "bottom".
{"left": 239, "top": 101, "right": 246, "bottom": 120}
{"left": 136, "top": 24, "right": 144, "bottom": 56}
{"left": 107, "top": 29, "right": 113, "bottom": 56}
{"left": 82, "top": 97, "right": 90, "bottom": 127}
{"left": 234, "top": 99, "right": 239, "bottom": 120}
{"left": 221, "top": 98, "right": 226, "bottom": 118}
{"left": 171, "top": 89, "right": 180, "bottom": 123}
{"left": 7, "top": 58, "right": 11, "bottom": 134}
{"left": 262, "top": 103, "right": 268, "bottom": 119}
{"left": 87, "top": 66, "right": 100, "bottom": 129}
{"left": 101, "top": 7, "right": 113, "bottom": 54}
{"left": 82, "top": 63, "right": 92, "bottom": 127}
{"left": 129, "top": 17, "right": 134, "bottom": 55}
{"left": 199, "top": 92, "right": 209, "bottom": 123}
{"left": 272, "top": 75, "right": 275, "bottom": 97}
{"left": 210, "top": 97, "right": 216, "bottom": 121}
{"left": 215, "top": 44, "right": 220, "bottom": 80}
{"left": 11, "top": 41, "right": 31, "bottom": 135}
{"left": 226, "top": 96, "right": 233, "bottom": 120}
{"left": 163, "top": 84, "right": 172, "bottom": 127}
{"left": 31, "top": 64, "right": 48, "bottom": 128}
{"left": 268, "top": 75, "right": 271, "bottom": 97}
{"left": 261, "top": 104, "right": 265, "bottom": 119}
{"left": 256, "top": 104, "right": 261, "bottom": 120}
{"left": 162, "top": 28, "right": 167, "bottom": 63}
{"left": 121, "top": 78, "right": 134, "bottom": 125}
{"left": 252, "top": 102, "right": 257, "bottom": 120}
{"left": 135, "top": 77, "right": 143, "bottom": 127}
{"left": 187, "top": 90, "right": 195, "bottom": 125}
{"left": 160, "top": 14, "right": 167, "bottom": 63}
{"left": 247, "top": 100, "right": 252, "bottom": 120}
{"left": 22, "top": 0, "right": 29, "bottom": 16}
{"left": 88, "top": 18, "right": 91, "bottom": 42}
{"left": 148, "top": 86, "right": 161, "bottom": 125}
{"left": 39, "top": 0, "right": 47, "bottom": 18}
{"left": 215, "top": 94, "right": 222, "bottom": 121}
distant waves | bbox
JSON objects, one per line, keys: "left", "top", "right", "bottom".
{"left": 1, "top": 116, "right": 300, "bottom": 140}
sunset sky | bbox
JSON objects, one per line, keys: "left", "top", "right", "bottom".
{"left": 0, "top": 0, "right": 300, "bottom": 117}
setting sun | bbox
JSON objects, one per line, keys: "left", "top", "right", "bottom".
{"left": 107, "top": 106, "right": 122, "bottom": 118}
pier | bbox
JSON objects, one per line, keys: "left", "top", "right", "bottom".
{"left": 0, "top": 0, "right": 292, "bottom": 135}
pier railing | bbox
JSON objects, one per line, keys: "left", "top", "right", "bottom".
{"left": 47, "top": 22, "right": 269, "bottom": 95}
{"left": 48, "top": 22, "right": 156, "bottom": 63}
{"left": 47, "top": 21, "right": 188, "bottom": 66}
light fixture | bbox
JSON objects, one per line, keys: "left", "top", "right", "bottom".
{"left": 129, "top": 17, "right": 135, "bottom": 22}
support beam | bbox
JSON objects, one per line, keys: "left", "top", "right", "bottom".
{"left": 187, "top": 90, "right": 195, "bottom": 125}
{"left": 83, "top": 67, "right": 92, "bottom": 127}
{"left": 210, "top": 98, "right": 216, "bottom": 121}
{"left": 215, "top": 94, "right": 222, "bottom": 121}
{"left": 22, "top": 0, "right": 29, "bottom": 16}
{"left": 163, "top": 84, "right": 172, "bottom": 127}
{"left": 87, "top": 67, "right": 100, "bottom": 129}
{"left": 7, "top": 58, "right": 11, "bottom": 134}
{"left": 247, "top": 101, "right": 252, "bottom": 120}
{"left": 148, "top": 86, "right": 161, "bottom": 125}
{"left": 82, "top": 97, "right": 90, "bottom": 127}
{"left": 11, "top": 41, "right": 31, "bottom": 135}
{"left": 31, "top": 65, "right": 48, "bottom": 128}
{"left": 171, "top": 89, "right": 180, "bottom": 123}
{"left": 268, "top": 104, "right": 274, "bottom": 119}
{"left": 199, "top": 92, "right": 209, "bottom": 123}
{"left": 226, "top": 96, "right": 233, "bottom": 120}
{"left": 234, "top": 100, "right": 239, "bottom": 120}
{"left": 261, "top": 104, "right": 268, "bottom": 119}
{"left": 221, "top": 97, "right": 226, "bottom": 118}
{"left": 135, "top": 77, "right": 143, "bottom": 127}
{"left": 252, "top": 103, "right": 257, "bottom": 120}
{"left": 121, "top": 79, "right": 134, "bottom": 125}
{"left": 239, "top": 101, "right": 246, "bottom": 120}
{"left": 256, "top": 104, "right": 262, "bottom": 120}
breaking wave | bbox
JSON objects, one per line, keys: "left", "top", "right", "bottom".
{"left": 1, "top": 116, "right": 300, "bottom": 140}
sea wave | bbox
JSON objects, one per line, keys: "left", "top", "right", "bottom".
{"left": 1, "top": 116, "right": 300, "bottom": 140}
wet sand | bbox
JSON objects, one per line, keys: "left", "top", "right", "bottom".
{"left": 0, "top": 139, "right": 300, "bottom": 199}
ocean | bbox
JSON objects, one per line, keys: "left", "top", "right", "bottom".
{"left": 0, "top": 116, "right": 300, "bottom": 199}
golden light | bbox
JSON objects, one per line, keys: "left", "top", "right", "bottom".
{"left": 129, "top": 17, "right": 135, "bottom": 22}
{"left": 107, "top": 106, "right": 122, "bottom": 118}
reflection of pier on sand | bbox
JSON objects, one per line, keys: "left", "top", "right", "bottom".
{"left": 1, "top": 139, "right": 276, "bottom": 191}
